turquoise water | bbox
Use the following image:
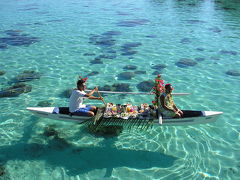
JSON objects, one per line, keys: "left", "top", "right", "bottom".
{"left": 0, "top": 0, "right": 240, "bottom": 179}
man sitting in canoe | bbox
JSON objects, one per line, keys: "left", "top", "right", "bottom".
{"left": 69, "top": 77, "right": 103, "bottom": 117}
{"left": 159, "top": 84, "right": 183, "bottom": 118}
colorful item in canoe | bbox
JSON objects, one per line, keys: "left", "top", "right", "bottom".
{"left": 103, "top": 103, "right": 155, "bottom": 119}
{"left": 151, "top": 74, "right": 165, "bottom": 107}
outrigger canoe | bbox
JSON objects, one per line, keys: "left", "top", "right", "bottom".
{"left": 26, "top": 106, "right": 223, "bottom": 126}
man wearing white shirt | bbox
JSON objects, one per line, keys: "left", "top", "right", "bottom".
{"left": 69, "top": 77, "right": 103, "bottom": 116}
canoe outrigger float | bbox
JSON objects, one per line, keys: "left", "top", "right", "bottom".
{"left": 26, "top": 106, "right": 223, "bottom": 126}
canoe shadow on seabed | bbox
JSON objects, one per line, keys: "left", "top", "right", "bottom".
{"left": 0, "top": 116, "right": 178, "bottom": 178}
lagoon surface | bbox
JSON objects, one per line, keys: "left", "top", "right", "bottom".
{"left": 0, "top": 0, "right": 240, "bottom": 179}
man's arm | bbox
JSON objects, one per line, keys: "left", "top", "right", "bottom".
{"left": 173, "top": 104, "right": 178, "bottom": 111}
{"left": 173, "top": 104, "right": 183, "bottom": 115}
{"left": 85, "top": 87, "right": 98, "bottom": 97}
{"left": 89, "top": 96, "right": 103, "bottom": 100}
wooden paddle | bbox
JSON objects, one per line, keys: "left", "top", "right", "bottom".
{"left": 96, "top": 88, "right": 107, "bottom": 106}
{"left": 93, "top": 89, "right": 106, "bottom": 125}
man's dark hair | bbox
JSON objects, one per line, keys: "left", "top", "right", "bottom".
{"left": 77, "top": 79, "right": 85, "bottom": 87}
{"left": 165, "top": 83, "right": 172, "bottom": 90}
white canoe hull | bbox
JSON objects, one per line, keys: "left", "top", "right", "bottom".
{"left": 26, "top": 107, "right": 223, "bottom": 126}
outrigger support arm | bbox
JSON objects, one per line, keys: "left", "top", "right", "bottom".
{"left": 86, "top": 90, "right": 190, "bottom": 96}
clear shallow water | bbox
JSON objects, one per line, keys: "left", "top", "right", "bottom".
{"left": 0, "top": 0, "right": 240, "bottom": 179}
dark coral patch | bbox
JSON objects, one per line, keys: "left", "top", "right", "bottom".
{"left": 123, "top": 65, "right": 137, "bottom": 70}
{"left": 0, "top": 83, "right": 32, "bottom": 98}
{"left": 37, "top": 100, "right": 53, "bottom": 107}
{"left": 116, "top": 19, "right": 150, "bottom": 27}
{"left": 33, "top": 22, "right": 44, "bottom": 25}
{"left": 187, "top": 3, "right": 197, "bottom": 6}
{"left": 151, "top": 64, "right": 167, "bottom": 70}
{"left": 226, "top": 70, "right": 240, "bottom": 76}
{"left": 83, "top": 53, "right": 96, "bottom": 56}
{"left": 196, "top": 48, "right": 205, "bottom": 51}
{"left": 134, "top": 70, "right": 146, "bottom": 74}
{"left": 43, "top": 126, "right": 58, "bottom": 137}
{"left": 112, "top": 83, "right": 131, "bottom": 92}
{"left": 47, "top": 19, "right": 64, "bottom": 23}
{"left": 4, "top": 30, "right": 23, "bottom": 36}
{"left": 209, "top": 27, "right": 221, "bottom": 33}
{"left": 180, "top": 38, "right": 191, "bottom": 44}
{"left": 195, "top": 57, "right": 205, "bottom": 61}
{"left": 145, "top": 35, "right": 157, "bottom": 38}
{"left": 118, "top": 72, "right": 135, "bottom": 80}
{"left": 97, "top": 54, "right": 117, "bottom": 59}
{"left": 95, "top": 39, "right": 116, "bottom": 46}
{"left": 105, "top": 49, "right": 117, "bottom": 54}
{"left": 102, "top": 31, "right": 122, "bottom": 36}
{"left": 0, "top": 44, "right": 8, "bottom": 49}
{"left": 90, "top": 59, "right": 103, "bottom": 64}
{"left": 228, "top": 167, "right": 238, "bottom": 174}
{"left": 0, "top": 71, "right": 6, "bottom": 76}
{"left": 210, "top": 56, "right": 220, "bottom": 61}
{"left": 186, "top": 20, "right": 205, "bottom": 24}
{"left": 87, "top": 71, "right": 99, "bottom": 76}
{"left": 89, "top": 34, "right": 101, "bottom": 43}
{"left": 0, "top": 33, "right": 39, "bottom": 47}
{"left": 121, "top": 50, "right": 138, "bottom": 56}
{"left": 137, "top": 80, "right": 154, "bottom": 92}
{"left": 116, "top": 11, "right": 131, "bottom": 16}
{"left": 175, "top": 58, "right": 197, "bottom": 67}
{"left": 220, "top": 50, "right": 238, "bottom": 55}
{"left": 89, "top": 34, "right": 116, "bottom": 47}
{"left": 19, "top": 7, "right": 39, "bottom": 11}
{"left": 99, "top": 85, "right": 112, "bottom": 91}
{"left": 120, "top": 42, "right": 140, "bottom": 56}
{"left": 0, "top": 164, "right": 6, "bottom": 176}
{"left": 222, "top": 7, "right": 237, "bottom": 11}
{"left": 99, "top": 83, "right": 132, "bottom": 92}
{"left": 121, "top": 42, "right": 142, "bottom": 48}
{"left": 13, "top": 70, "right": 41, "bottom": 82}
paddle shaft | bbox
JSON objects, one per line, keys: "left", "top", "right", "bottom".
{"left": 97, "top": 90, "right": 107, "bottom": 106}
{"left": 86, "top": 90, "right": 190, "bottom": 96}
